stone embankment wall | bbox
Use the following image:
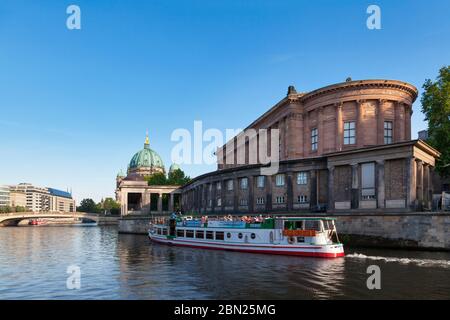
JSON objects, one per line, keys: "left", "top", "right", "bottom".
{"left": 335, "top": 213, "right": 450, "bottom": 250}
{"left": 118, "top": 216, "right": 152, "bottom": 234}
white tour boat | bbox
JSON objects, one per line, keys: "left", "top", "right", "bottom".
{"left": 148, "top": 216, "right": 344, "bottom": 258}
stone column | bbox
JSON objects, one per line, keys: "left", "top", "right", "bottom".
{"left": 424, "top": 164, "right": 430, "bottom": 209}
{"left": 327, "top": 166, "right": 335, "bottom": 211}
{"left": 266, "top": 175, "right": 272, "bottom": 213}
{"left": 169, "top": 193, "right": 174, "bottom": 212}
{"left": 303, "top": 112, "right": 309, "bottom": 156}
{"left": 351, "top": 164, "right": 359, "bottom": 209}
{"left": 233, "top": 177, "right": 239, "bottom": 212}
{"left": 406, "top": 157, "right": 417, "bottom": 210}
{"left": 356, "top": 100, "right": 364, "bottom": 148}
{"left": 310, "top": 169, "right": 317, "bottom": 211}
{"left": 416, "top": 160, "right": 424, "bottom": 210}
{"left": 248, "top": 176, "right": 254, "bottom": 214}
{"left": 336, "top": 103, "right": 343, "bottom": 151}
{"left": 377, "top": 160, "right": 385, "bottom": 209}
{"left": 211, "top": 182, "right": 216, "bottom": 213}
{"left": 394, "top": 102, "right": 400, "bottom": 142}
{"left": 405, "top": 104, "right": 412, "bottom": 140}
{"left": 377, "top": 100, "right": 386, "bottom": 145}
{"left": 287, "top": 172, "right": 294, "bottom": 212}
{"left": 157, "top": 193, "right": 163, "bottom": 213}
{"left": 318, "top": 107, "right": 324, "bottom": 155}
{"left": 121, "top": 191, "right": 128, "bottom": 216}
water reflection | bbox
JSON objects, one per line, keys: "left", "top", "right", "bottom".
{"left": 0, "top": 226, "right": 449, "bottom": 299}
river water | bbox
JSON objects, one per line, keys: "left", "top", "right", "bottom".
{"left": 0, "top": 226, "right": 449, "bottom": 299}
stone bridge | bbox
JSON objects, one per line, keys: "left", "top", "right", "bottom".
{"left": 0, "top": 212, "right": 100, "bottom": 226}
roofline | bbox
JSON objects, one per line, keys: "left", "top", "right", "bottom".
{"left": 217, "top": 79, "right": 418, "bottom": 152}
{"left": 300, "top": 79, "right": 418, "bottom": 103}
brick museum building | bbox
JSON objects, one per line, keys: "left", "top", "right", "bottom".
{"left": 181, "top": 79, "right": 441, "bottom": 215}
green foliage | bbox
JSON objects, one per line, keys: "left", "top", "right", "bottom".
{"left": 77, "top": 198, "right": 100, "bottom": 213}
{"left": 421, "top": 66, "right": 450, "bottom": 177}
{"left": 15, "top": 206, "right": 27, "bottom": 213}
{"left": 0, "top": 206, "right": 27, "bottom": 213}
{"left": 145, "top": 172, "right": 168, "bottom": 185}
{"left": 0, "top": 206, "right": 12, "bottom": 214}
{"left": 101, "top": 197, "right": 120, "bottom": 215}
{"left": 144, "top": 169, "right": 191, "bottom": 186}
{"left": 168, "top": 169, "right": 191, "bottom": 185}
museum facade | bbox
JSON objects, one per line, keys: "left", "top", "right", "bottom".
{"left": 181, "top": 79, "right": 441, "bottom": 215}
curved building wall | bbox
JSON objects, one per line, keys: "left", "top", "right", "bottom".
{"left": 181, "top": 80, "right": 441, "bottom": 215}
{"left": 217, "top": 80, "right": 417, "bottom": 169}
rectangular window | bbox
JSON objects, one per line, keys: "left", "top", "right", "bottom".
{"left": 343, "top": 121, "right": 356, "bottom": 145}
{"left": 297, "top": 172, "right": 307, "bottom": 185}
{"left": 215, "top": 231, "right": 224, "bottom": 241}
{"left": 227, "top": 180, "right": 233, "bottom": 191}
{"left": 177, "top": 229, "right": 185, "bottom": 237}
{"left": 256, "top": 176, "right": 265, "bottom": 188}
{"left": 311, "top": 128, "right": 318, "bottom": 151}
{"left": 275, "top": 196, "right": 286, "bottom": 204}
{"left": 185, "top": 230, "right": 194, "bottom": 238}
{"left": 256, "top": 197, "right": 265, "bottom": 205}
{"left": 361, "top": 162, "right": 376, "bottom": 200}
{"left": 384, "top": 121, "right": 393, "bottom": 144}
{"left": 216, "top": 182, "right": 221, "bottom": 191}
{"left": 240, "top": 177, "right": 248, "bottom": 189}
{"left": 275, "top": 174, "right": 285, "bottom": 186}
{"left": 195, "top": 230, "right": 204, "bottom": 239}
{"left": 206, "top": 231, "right": 214, "bottom": 239}
{"left": 297, "top": 195, "right": 308, "bottom": 203}
{"left": 217, "top": 198, "right": 222, "bottom": 206}
{"left": 239, "top": 199, "right": 248, "bottom": 206}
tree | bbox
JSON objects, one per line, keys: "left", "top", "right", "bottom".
{"left": 145, "top": 172, "right": 168, "bottom": 185}
{"left": 421, "top": 66, "right": 450, "bottom": 177}
{"left": 77, "top": 198, "right": 99, "bottom": 213}
{"left": 168, "top": 169, "right": 191, "bottom": 185}
{"left": 102, "top": 197, "right": 120, "bottom": 215}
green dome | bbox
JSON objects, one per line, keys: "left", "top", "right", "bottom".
{"left": 169, "top": 163, "right": 181, "bottom": 173}
{"left": 129, "top": 143, "right": 164, "bottom": 170}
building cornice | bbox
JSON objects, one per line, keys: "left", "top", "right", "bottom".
{"left": 300, "top": 79, "right": 418, "bottom": 104}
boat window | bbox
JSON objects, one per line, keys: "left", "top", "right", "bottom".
{"left": 238, "top": 233, "right": 243, "bottom": 239}
{"left": 295, "top": 221, "right": 304, "bottom": 229}
{"left": 206, "top": 231, "right": 214, "bottom": 239}
{"left": 162, "top": 228, "right": 167, "bottom": 235}
{"left": 157, "top": 228, "right": 162, "bottom": 235}
{"left": 305, "top": 220, "right": 321, "bottom": 231}
{"left": 227, "top": 232, "right": 231, "bottom": 239}
{"left": 195, "top": 230, "right": 205, "bottom": 239}
{"left": 215, "top": 231, "right": 224, "bottom": 240}
{"left": 177, "top": 229, "right": 185, "bottom": 237}
{"left": 186, "top": 230, "right": 194, "bottom": 238}
{"left": 251, "top": 233, "right": 256, "bottom": 239}
{"left": 297, "top": 236, "right": 305, "bottom": 243}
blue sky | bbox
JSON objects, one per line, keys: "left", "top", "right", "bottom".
{"left": 0, "top": 0, "right": 449, "bottom": 203}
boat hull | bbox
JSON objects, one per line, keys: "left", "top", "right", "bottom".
{"left": 148, "top": 234, "right": 344, "bottom": 258}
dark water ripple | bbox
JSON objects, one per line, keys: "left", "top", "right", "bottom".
{"left": 0, "top": 226, "right": 449, "bottom": 299}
